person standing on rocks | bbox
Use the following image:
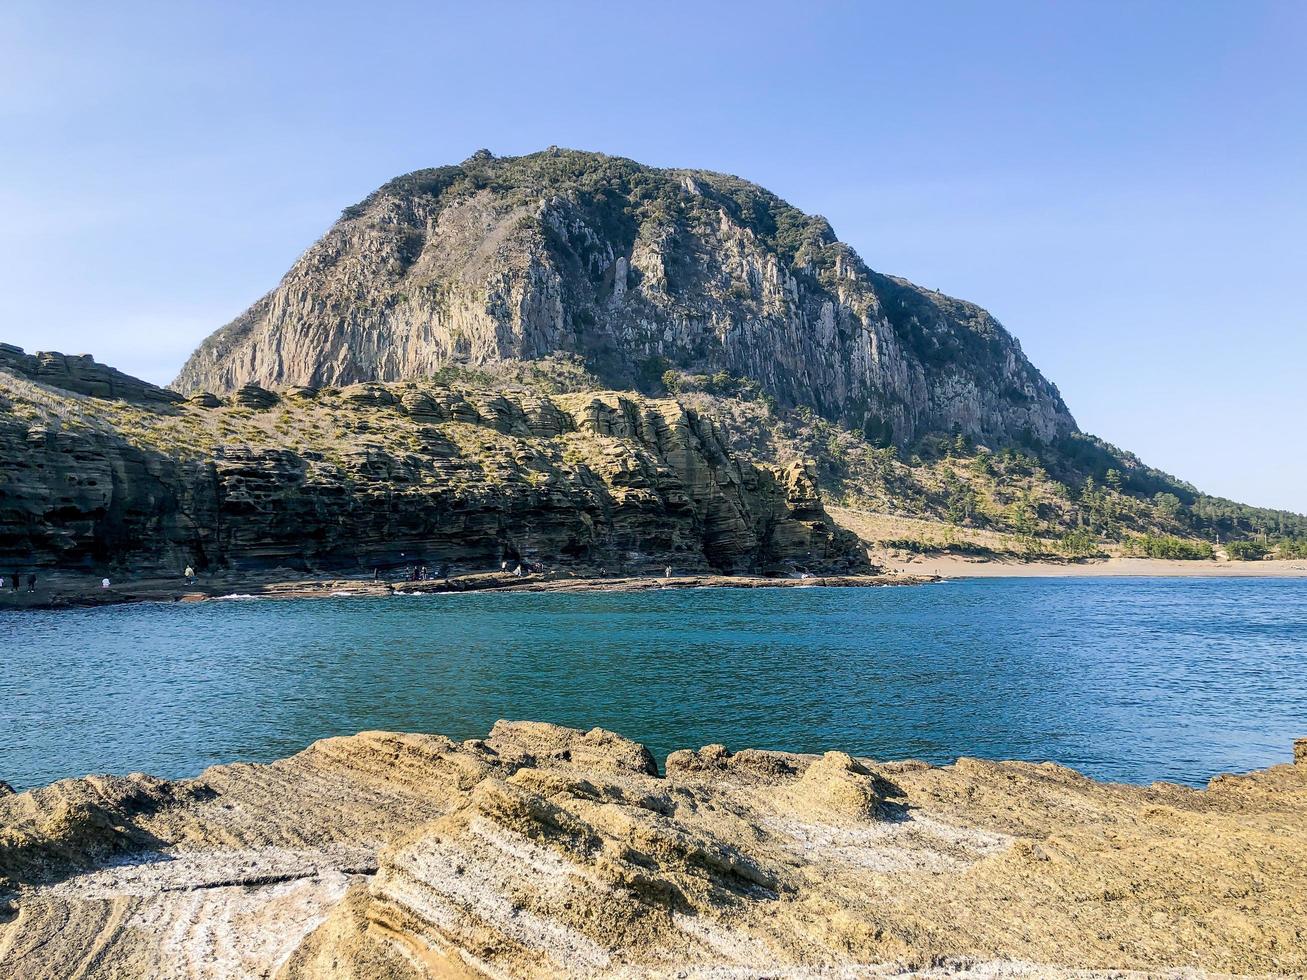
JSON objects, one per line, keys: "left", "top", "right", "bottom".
{"left": 184, "top": 565, "right": 195, "bottom": 585}
{"left": 27, "top": 573, "right": 36, "bottom": 592}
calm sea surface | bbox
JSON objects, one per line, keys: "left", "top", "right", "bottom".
{"left": 2, "top": 577, "right": 1305, "bottom": 791}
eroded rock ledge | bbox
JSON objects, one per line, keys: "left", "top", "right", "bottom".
{"left": 1, "top": 725, "right": 1304, "bottom": 978}
{"left": 1, "top": 359, "right": 868, "bottom": 578}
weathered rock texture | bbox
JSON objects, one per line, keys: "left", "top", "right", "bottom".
{"left": 1, "top": 722, "right": 1303, "bottom": 978}
{"left": 0, "top": 343, "right": 182, "bottom": 405}
{"left": 0, "top": 356, "right": 865, "bottom": 576}
{"left": 175, "top": 149, "right": 1076, "bottom": 448}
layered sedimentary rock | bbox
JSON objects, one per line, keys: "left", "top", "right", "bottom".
{"left": 1, "top": 723, "right": 1304, "bottom": 978}
{"left": 0, "top": 353, "right": 865, "bottom": 575}
{"left": 175, "top": 149, "right": 1076, "bottom": 447}
{"left": 0, "top": 343, "right": 182, "bottom": 405}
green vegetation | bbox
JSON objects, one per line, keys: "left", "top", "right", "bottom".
{"left": 1056, "top": 529, "right": 1106, "bottom": 559}
{"left": 876, "top": 537, "right": 1000, "bottom": 559}
{"left": 1123, "top": 535, "right": 1215, "bottom": 560}
{"left": 655, "top": 366, "right": 1304, "bottom": 556}
{"left": 1226, "top": 540, "right": 1269, "bottom": 561}
{"left": 1278, "top": 538, "right": 1307, "bottom": 559}
{"left": 669, "top": 370, "right": 765, "bottom": 402}
{"left": 1187, "top": 495, "right": 1307, "bottom": 542}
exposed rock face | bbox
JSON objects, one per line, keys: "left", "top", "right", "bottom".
{"left": 1, "top": 722, "right": 1303, "bottom": 978}
{"left": 0, "top": 343, "right": 182, "bottom": 405}
{"left": 0, "top": 360, "right": 866, "bottom": 576}
{"left": 175, "top": 149, "right": 1076, "bottom": 447}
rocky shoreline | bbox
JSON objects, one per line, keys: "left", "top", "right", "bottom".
{"left": 0, "top": 570, "right": 935, "bottom": 611}
{"left": 1, "top": 722, "right": 1303, "bottom": 978}
{"left": 1, "top": 350, "right": 872, "bottom": 585}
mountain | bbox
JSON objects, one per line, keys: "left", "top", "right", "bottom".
{"left": 4, "top": 151, "right": 1304, "bottom": 580}
{"left": 176, "top": 148, "right": 1075, "bottom": 449}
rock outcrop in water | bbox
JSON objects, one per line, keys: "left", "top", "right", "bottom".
{"left": 175, "top": 149, "right": 1076, "bottom": 448}
{"left": 1, "top": 722, "right": 1304, "bottom": 977}
{"left": 0, "top": 352, "right": 866, "bottom": 576}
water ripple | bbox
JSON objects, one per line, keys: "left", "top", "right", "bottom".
{"left": 1, "top": 577, "right": 1305, "bottom": 789}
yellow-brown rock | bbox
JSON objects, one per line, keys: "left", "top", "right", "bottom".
{"left": 1, "top": 723, "right": 1303, "bottom": 978}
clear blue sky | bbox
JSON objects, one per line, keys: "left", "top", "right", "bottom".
{"left": 3, "top": 2, "right": 1304, "bottom": 512}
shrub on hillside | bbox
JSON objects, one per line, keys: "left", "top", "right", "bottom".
{"left": 1124, "top": 535, "right": 1215, "bottom": 560}
{"left": 1277, "top": 538, "right": 1307, "bottom": 559}
{"left": 1226, "top": 540, "right": 1269, "bottom": 561}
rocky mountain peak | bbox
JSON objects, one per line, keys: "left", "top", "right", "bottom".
{"left": 175, "top": 149, "right": 1076, "bottom": 448}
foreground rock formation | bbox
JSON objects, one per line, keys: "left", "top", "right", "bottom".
{"left": 0, "top": 352, "right": 865, "bottom": 576}
{"left": 176, "top": 148, "right": 1075, "bottom": 448}
{"left": 1, "top": 723, "right": 1303, "bottom": 978}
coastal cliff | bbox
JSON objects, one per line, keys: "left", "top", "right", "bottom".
{"left": 175, "top": 149, "right": 1075, "bottom": 449}
{"left": 0, "top": 352, "right": 864, "bottom": 576}
{"left": 1, "top": 723, "right": 1303, "bottom": 977}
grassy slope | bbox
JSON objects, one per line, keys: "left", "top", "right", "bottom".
{"left": 662, "top": 370, "right": 1307, "bottom": 562}
{"left": 409, "top": 359, "right": 1307, "bottom": 561}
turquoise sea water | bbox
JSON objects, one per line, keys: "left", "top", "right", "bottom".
{"left": 2, "top": 577, "right": 1305, "bottom": 791}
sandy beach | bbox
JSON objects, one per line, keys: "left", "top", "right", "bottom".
{"left": 885, "top": 554, "right": 1307, "bottom": 578}
{"left": 825, "top": 507, "right": 1307, "bottom": 579}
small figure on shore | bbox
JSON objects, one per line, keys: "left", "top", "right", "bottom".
{"left": 0, "top": 576, "right": 4, "bottom": 590}
{"left": 101, "top": 578, "right": 110, "bottom": 589}
{"left": 184, "top": 565, "right": 195, "bottom": 585}
{"left": 665, "top": 566, "right": 672, "bottom": 578}
{"left": 501, "top": 560, "right": 509, "bottom": 572}
{"left": 513, "top": 563, "right": 524, "bottom": 578}
{"left": 27, "top": 573, "right": 36, "bottom": 592}
{"left": 373, "top": 567, "right": 379, "bottom": 582}
{"left": 9, "top": 573, "right": 18, "bottom": 592}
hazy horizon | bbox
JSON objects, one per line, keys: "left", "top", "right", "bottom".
{"left": 3, "top": 2, "right": 1303, "bottom": 512}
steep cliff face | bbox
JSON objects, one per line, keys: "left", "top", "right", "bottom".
{"left": 0, "top": 353, "right": 866, "bottom": 576}
{"left": 176, "top": 149, "right": 1075, "bottom": 447}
